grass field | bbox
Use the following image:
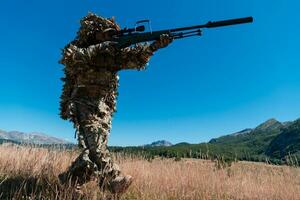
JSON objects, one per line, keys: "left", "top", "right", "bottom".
{"left": 0, "top": 145, "right": 300, "bottom": 200}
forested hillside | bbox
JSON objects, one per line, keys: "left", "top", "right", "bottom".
{"left": 111, "top": 118, "right": 300, "bottom": 165}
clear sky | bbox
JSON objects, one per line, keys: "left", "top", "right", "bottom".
{"left": 0, "top": 0, "right": 299, "bottom": 146}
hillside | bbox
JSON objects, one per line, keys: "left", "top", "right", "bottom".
{"left": 111, "top": 118, "right": 300, "bottom": 165}
{"left": 209, "top": 119, "right": 283, "bottom": 145}
{"left": 208, "top": 119, "right": 284, "bottom": 156}
{"left": 266, "top": 119, "right": 300, "bottom": 159}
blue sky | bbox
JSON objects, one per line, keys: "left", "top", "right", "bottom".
{"left": 0, "top": 0, "right": 299, "bottom": 146}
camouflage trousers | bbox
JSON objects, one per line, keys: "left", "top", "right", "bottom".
{"left": 60, "top": 99, "right": 120, "bottom": 189}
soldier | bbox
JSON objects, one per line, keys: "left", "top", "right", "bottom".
{"left": 58, "top": 13, "right": 172, "bottom": 194}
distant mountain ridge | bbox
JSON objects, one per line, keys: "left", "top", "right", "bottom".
{"left": 2, "top": 118, "right": 300, "bottom": 165}
{"left": 207, "top": 118, "right": 300, "bottom": 162}
{"left": 209, "top": 118, "right": 284, "bottom": 145}
{"left": 144, "top": 140, "right": 173, "bottom": 147}
{"left": 0, "top": 130, "right": 70, "bottom": 144}
{"left": 111, "top": 117, "right": 300, "bottom": 165}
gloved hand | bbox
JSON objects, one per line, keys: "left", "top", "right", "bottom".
{"left": 150, "top": 34, "right": 173, "bottom": 51}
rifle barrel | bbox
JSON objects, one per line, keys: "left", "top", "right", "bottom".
{"left": 169, "top": 17, "right": 253, "bottom": 33}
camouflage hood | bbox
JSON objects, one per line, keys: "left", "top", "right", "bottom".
{"left": 75, "top": 13, "right": 120, "bottom": 47}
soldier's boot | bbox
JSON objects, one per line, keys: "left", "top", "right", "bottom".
{"left": 107, "top": 175, "right": 133, "bottom": 194}
{"left": 58, "top": 171, "right": 69, "bottom": 185}
{"left": 59, "top": 150, "right": 97, "bottom": 186}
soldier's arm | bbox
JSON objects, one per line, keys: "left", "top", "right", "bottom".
{"left": 118, "top": 44, "right": 153, "bottom": 70}
{"left": 60, "top": 41, "right": 117, "bottom": 66}
{"left": 118, "top": 34, "right": 172, "bottom": 70}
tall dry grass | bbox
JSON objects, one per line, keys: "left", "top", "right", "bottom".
{"left": 0, "top": 144, "right": 300, "bottom": 200}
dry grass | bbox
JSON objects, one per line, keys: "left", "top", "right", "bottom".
{"left": 0, "top": 145, "right": 300, "bottom": 200}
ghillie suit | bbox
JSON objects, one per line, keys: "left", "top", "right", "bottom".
{"left": 58, "top": 13, "right": 171, "bottom": 194}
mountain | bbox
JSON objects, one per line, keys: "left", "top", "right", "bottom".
{"left": 110, "top": 118, "right": 300, "bottom": 165}
{"left": 0, "top": 130, "right": 70, "bottom": 144}
{"left": 211, "top": 118, "right": 282, "bottom": 141}
{"left": 254, "top": 118, "right": 283, "bottom": 132}
{"left": 194, "top": 118, "right": 300, "bottom": 163}
{"left": 144, "top": 140, "right": 173, "bottom": 147}
{"left": 208, "top": 118, "right": 286, "bottom": 158}
{"left": 266, "top": 119, "right": 300, "bottom": 159}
